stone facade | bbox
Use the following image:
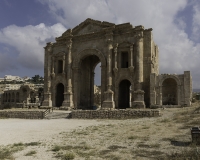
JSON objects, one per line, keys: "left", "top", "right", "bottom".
{"left": 42, "top": 18, "right": 192, "bottom": 109}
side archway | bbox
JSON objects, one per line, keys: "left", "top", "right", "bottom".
{"left": 118, "top": 79, "right": 131, "bottom": 109}
{"left": 55, "top": 83, "right": 64, "bottom": 107}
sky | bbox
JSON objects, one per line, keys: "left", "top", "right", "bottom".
{"left": 0, "top": 0, "right": 200, "bottom": 88}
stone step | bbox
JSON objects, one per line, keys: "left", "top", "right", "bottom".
{"left": 45, "top": 111, "right": 72, "bottom": 119}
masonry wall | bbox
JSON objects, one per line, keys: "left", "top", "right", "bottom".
{"left": 0, "top": 110, "right": 44, "bottom": 119}
{"left": 71, "top": 109, "right": 160, "bottom": 119}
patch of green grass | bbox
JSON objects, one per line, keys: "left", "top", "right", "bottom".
{"left": 159, "top": 118, "right": 170, "bottom": 123}
{"left": 128, "top": 135, "right": 138, "bottom": 140}
{"left": 25, "top": 150, "right": 36, "bottom": 156}
{"left": 150, "top": 143, "right": 161, "bottom": 148}
{"left": 13, "top": 142, "right": 24, "bottom": 147}
{"left": 0, "top": 143, "right": 25, "bottom": 159}
{"left": 141, "top": 126, "right": 150, "bottom": 129}
{"left": 26, "top": 142, "right": 41, "bottom": 146}
{"left": 108, "top": 145, "right": 126, "bottom": 150}
{"left": 52, "top": 145, "right": 62, "bottom": 152}
{"left": 166, "top": 147, "right": 200, "bottom": 160}
{"left": 62, "top": 152, "right": 75, "bottom": 160}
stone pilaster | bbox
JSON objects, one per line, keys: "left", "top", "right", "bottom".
{"left": 41, "top": 43, "right": 53, "bottom": 108}
{"left": 113, "top": 44, "right": 118, "bottom": 76}
{"left": 51, "top": 57, "right": 55, "bottom": 78}
{"left": 132, "top": 31, "right": 145, "bottom": 108}
{"left": 102, "top": 33, "right": 115, "bottom": 109}
{"left": 61, "top": 38, "right": 74, "bottom": 110}
{"left": 129, "top": 45, "right": 134, "bottom": 74}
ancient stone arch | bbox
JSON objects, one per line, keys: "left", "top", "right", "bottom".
{"left": 159, "top": 75, "right": 181, "bottom": 87}
{"left": 42, "top": 19, "right": 192, "bottom": 109}
{"left": 72, "top": 48, "right": 106, "bottom": 69}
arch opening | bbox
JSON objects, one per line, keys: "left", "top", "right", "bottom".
{"left": 56, "top": 83, "right": 64, "bottom": 107}
{"left": 79, "top": 55, "right": 100, "bottom": 109}
{"left": 162, "top": 78, "right": 178, "bottom": 105}
{"left": 118, "top": 80, "right": 131, "bottom": 109}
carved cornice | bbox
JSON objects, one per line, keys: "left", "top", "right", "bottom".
{"left": 134, "top": 31, "right": 143, "bottom": 40}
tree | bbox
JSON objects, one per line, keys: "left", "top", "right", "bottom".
{"left": 31, "top": 75, "right": 44, "bottom": 84}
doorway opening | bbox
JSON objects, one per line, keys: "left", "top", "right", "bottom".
{"left": 118, "top": 80, "right": 131, "bottom": 109}
{"left": 56, "top": 83, "right": 64, "bottom": 107}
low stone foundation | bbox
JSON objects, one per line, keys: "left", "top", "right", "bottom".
{"left": 71, "top": 109, "right": 160, "bottom": 119}
{"left": 0, "top": 110, "right": 44, "bottom": 119}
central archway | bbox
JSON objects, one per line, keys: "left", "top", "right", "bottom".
{"left": 118, "top": 80, "right": 131, "bottom": 109}
{"left": 56, "top": 83, "right": 64, "bottom": 107}
{"left": 79, "top": 55, "right": 100, "bottom": 109}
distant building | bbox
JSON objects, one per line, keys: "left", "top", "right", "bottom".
{"left": 1, "top": 83, "right": 44, "bottom": 108}
{"left": 4, "top": 75, "right": 23, "bottom": 82}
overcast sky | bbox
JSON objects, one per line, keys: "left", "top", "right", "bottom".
{"left": 0, "top": 0, "right": 200, "bottom": 88}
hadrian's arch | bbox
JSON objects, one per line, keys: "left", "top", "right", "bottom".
{"left": 72, "top": 49, "right": 106, "bottom": 109}
{"left": 42, "top": 18, "right": 192, "bottom": 109}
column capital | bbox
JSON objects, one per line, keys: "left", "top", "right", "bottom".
{"left": 134, "top": 31, "right": 143, "bottom": 41}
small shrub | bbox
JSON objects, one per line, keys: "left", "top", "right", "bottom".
{"left": 13, "top": 142, "right": 24, "bottom": 147}
{"left": 128, "top": 136, "right": 138, "bottom": 140}
{"left": 25, "top": 150, "right": 36, "bottom": 156}
{"left": 26, "top": 142, "right": 40, "bottom": 146}
{"left": 52, "top": 145, "right": 62, "bottom": 152}
{"left": 62, "top": 152, "right": 75, "bottom": 160}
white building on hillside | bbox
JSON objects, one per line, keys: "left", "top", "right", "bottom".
{"left": 4, "top": 75, "right": 23, "bottom": 82}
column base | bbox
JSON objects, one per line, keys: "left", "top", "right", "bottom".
{"left": 62, "top": 92, "right": 74, "bottom": 109}
{"left": 41, "top": 92, "right": 52, "bottom": 107}
{"left": 40, "top": 106, "right": 52, "bottom": 109}
{"left": 131, "top": 101, "right": 145, "bottom": 109}
{"left": 132, "top": 89, "right": 145, "bottom": 109}
{"left": 102, "top": 89, "right": 115, "bottom": 110}
{"left": 59, "top": 107, "right": 73, "bottom": 111}
{"left": 102, "top": 101, "right": 115, "bottom": 110}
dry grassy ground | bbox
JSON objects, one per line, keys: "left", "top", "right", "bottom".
{"left": 1, "top": 102, "right": 200, "bottom": 160}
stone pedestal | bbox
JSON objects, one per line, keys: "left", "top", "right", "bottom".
{"left": 41, "top": 92, "right": 52, "bottom": 108}
{"left": 102, "top": 89, "right": 115, "bottom": 110}
{"left": 150, "top": 91, "right": 156, "bottom": 105}
{"left": 132, "top": 90, "right": 145, "bottom": 108}
{"left": 61, "top": 91, "right": 74, "bottom": 110}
